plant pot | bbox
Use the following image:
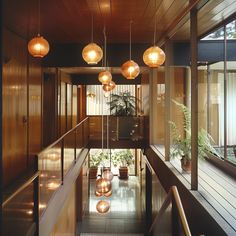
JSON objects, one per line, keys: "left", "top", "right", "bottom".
{"left": 89, "top": 167, "right": 98, "bottom": 179}
{"left": 119, "top": 167, "right": 128, "bottom": 179}
{"left": 181, "top": 159, "right": 191, "bottom": 172}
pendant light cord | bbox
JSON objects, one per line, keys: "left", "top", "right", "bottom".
{"left": 153, "top": 13, "right": 157, "bottom": 46}
{"left": 38, "top": 0, "right": 40, "bottom": 35}
{"left": 102, "top": 91, "right": 104, "bottom": 153}
{"left": 103, "top": 26, "right": 107, "bottom": 68}
{"left": 129, "top": 20, "right": 132, "bottom": 60}
{"left": 91, "top": 14, "right": 94, "bottom": 42}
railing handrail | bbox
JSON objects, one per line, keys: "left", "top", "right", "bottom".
{"left": 2, "top": 171, "right": 39, "bottom": 207}
{"left": 149, "top": 185, "right": 191, "bottom": 236}
{"left": 38, "top": 117, "right": 88, "bottom": 157}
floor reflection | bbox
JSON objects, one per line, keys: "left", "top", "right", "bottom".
{"left": 79, "top": 176, "right": 145, "bottom": 234}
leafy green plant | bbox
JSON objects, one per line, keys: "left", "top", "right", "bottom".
{"left": 90, "top": 151, "right": 108, "bottom": 167}
{"left": 112, "top": 149, "right": 134, "bottom": 167}
{"left": 107, "top": 91, "right": 139, "bottom": 116}
{"left": 169, "top": 100, "right": 219, "bottom": 161}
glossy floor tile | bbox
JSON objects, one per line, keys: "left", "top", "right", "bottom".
{"left": 79, "top": 176, "right": 145, "bottom": 235}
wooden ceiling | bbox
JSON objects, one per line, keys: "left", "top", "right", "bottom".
{"left": 4, "top": 0, "right": 236, "bottom": 44}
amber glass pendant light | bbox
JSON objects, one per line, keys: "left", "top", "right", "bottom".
{"left": 28, "top": 0, "right": 49, "bottom": 57}
{"left": 98, "top": 27, "right": 112, "bottom": 84}
{"left": 121, "top": 21, "right": 140, "bottom": 80}
{"left": 143, "top": 10, "right": 165, "bottom": 67}
{"left": 82, "top": 15, "right": 103, "bottom": 65}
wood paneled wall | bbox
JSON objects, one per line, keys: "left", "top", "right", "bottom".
{"left": 28, "top": 57, "right": 42, "bottom": 167}
{"left": 2, "top": 28, "right": 42, "bottom": 187}
{"left": 3, "top": 29, "right": 28, "bottom": 186}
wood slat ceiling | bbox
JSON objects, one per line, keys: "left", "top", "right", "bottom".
{"left": 4, "top": 0, "right": 236, "bottom": 44}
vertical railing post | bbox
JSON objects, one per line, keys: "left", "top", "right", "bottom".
{"left": 61, "top": 139, "right": 64, "bottom": 184}
{"left": 172, "top": 198, "right": 179, "bottom": 236}
{"left": 74, "top": 129, "right": 77, "bottom": 162}
{"left": 145, "top": 164, "right": 152, "bottom": 234}
{"left": 33, "top": 175, "right": 39, "bottom": 236}
{"left": 190, "top": 5, "right": 198, "bottom": 190}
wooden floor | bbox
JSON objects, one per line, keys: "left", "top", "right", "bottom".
{"left": 169, "top": 157, "right": 236, "bottom": 233}
{"left": 78, "top": 177, "right": 145, "bottom": 235}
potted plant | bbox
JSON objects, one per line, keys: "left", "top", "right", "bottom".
{"left": 89, "top": 151, "right": 107, "bottom": 179}
{"left": 112, "top": 149, "right": 134, "bottom": 179}
{"left": 107, "top": 91, "right": 138, "bottom": 116}
{"left": 169, "top": 100, "right": 218, "bottom": 172}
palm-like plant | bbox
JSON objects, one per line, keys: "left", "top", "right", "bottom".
{"left": 169, "top": 100, "right": 219, "bottom": 161}
{"left": 107, "top": 91, "right": 138, "bottom": 116}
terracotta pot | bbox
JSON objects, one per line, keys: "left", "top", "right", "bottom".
{"left": 89, "top": 167, "right": 98, "bottom": 179}
{"left": 119, "top": 167, "right": 128, "bottom": 179}
{"left": 181, "top": 159, "right": 191, "bottom": 172}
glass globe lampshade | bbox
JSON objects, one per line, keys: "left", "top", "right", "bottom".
{"left": 143, "top": 46, "right": 166, "bottom": 67}
{"left": 95, "top": 190, "right": 103, "bottom": 197}
{"left": 102, "top": 170, "right": 114, "bottom": 181}
{"left": 103, "top": 189, "right": 112, "bottom": 197}
{"left": 96, "top": 178, "right": 112, "bottom": 194}
{"left": 102, "top": 80, "right": 116, "bottom": 92}
{"left": 96, "top": 200, "right": 110, "bottom": 213}
{"left": 121, "top": 60, "right": 140, "bottom": 79}
{"left": 47, "top": 151, "right": 60, "bottom": 161}
{"left": 98, "top": 71, "right": 112, "bottom": 84}
{"left": 28, "top": 34, "right": 50, "bottom": 58}
{"left": 82, "top": 43, "right": 103, "bottom": 65}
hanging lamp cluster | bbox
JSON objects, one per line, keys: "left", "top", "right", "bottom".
{"left": 28, "top": 0, "right": 50, "bottom": 58}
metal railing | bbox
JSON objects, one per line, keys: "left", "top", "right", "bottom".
{"left": 2, "top": 172, "right": 39, "bottom": 236}
{"left": 149, "top": 186, "right": 191, "bottom": 236}
{"left": 37, "top": 117, "right": 89, "bottom": 216}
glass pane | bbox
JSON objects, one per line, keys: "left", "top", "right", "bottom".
{"left": 64, "top": 131, "right": 75, "bottom": 175}
{"left": 226, "top": 19, "right": 236, "bottom": 164}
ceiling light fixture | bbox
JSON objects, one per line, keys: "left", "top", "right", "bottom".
{"left": 121, "top": 21, "right": 140, "bottom": 80}
{"left": 143, "top": 10, "right": 165, "bottom": 67}
{"left": 28, "top": 0, "right": 49, "bottom": 57}
{"left": 82, "top": 15, "right": 103, "bottom": 65}
{"left": 98, "top": 27, "right": 112, "bottom": 84}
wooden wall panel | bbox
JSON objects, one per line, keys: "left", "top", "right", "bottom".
{"left": 72, "top": 85, "right": 78, "bottom": 127}
{"left": 28, "top": 58, "right": 42, "bottom": 166}
{"left": 51, "top": 185, "right": 76, "bottom": 236}
{"left": 78, "top": 85, "right": 87, "bottom": 122}
{"left": 2, "top": 29, "right": 28, "bottom": 186}
{"left": 60, "top": 82, "right": 66, "bottom": 135}
{"left": 67, "top": 84, "right": 72, "bottom": 130}
{"left": 43, "top": 73, "right": 57, "bottom": 147}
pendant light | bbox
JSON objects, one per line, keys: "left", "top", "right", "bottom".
{"left": 95, "top": 177, "right": 112, "bottom": 194}
{"left": 143, "top": 11, "right": 165, "bottom": 67}
{"left": 102, "top": 80, "right": 116, "bottom": 92}
{"left": 121, "top": 21, "right": 140, "bottom": 80}
{"left": 98, "top": 27, "right": 112, "bottom": 84}
{"left": 82, "top": 15, "right": 103, "bottom": 65}
{"left": 28, "top": 0, "right": 50, "bottom": 57}
{"left": 96, "top": 200, "right": 110, "bottom": 213}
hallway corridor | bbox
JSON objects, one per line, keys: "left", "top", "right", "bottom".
{"left": 79, "top": 177, "right": 145, "bottom": 235}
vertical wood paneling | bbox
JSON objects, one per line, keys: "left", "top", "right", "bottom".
{"left": 72, "top": 85, "right": 78, "bottom": 127}
{"left": 3, "top": 29, "right": 28, "bottom": 186}
{"left": 28, "top": 58, "right": 42, "bottom": 167}
{"left": 60, "top": 82, "right": 66, "bottom": 135}
{"left": 66, "top": 83, "right": 72, "bottom": 130}
{"left": 43, "top": 73, "right": 56, "bottom": 147}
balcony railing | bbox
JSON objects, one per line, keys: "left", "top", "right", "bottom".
{"left": 2, "top": 172, "right": 39, "bottom": 236}
{"left": 149, "top": 186, "right": 191, "bottom": 236}
{"left": 88, "top": 115, "right": 146, "bottom": 148}
{"left": 37, "top": 118, "right": 89, "bottom": 216}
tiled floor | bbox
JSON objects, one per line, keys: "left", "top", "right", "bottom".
{"left": 78, "top": 176, "right": 145, "bottom": 235}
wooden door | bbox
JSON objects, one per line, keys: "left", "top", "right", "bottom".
{"left": 3, "top": 30, "right": 28, "bottom": 186}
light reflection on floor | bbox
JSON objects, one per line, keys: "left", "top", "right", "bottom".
{"left": 79, "top": 176, "right": 145, "bottom": 234}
